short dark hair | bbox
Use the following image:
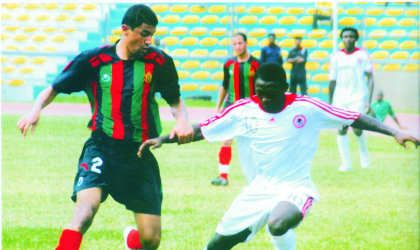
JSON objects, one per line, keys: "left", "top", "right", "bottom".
{"left": 255, "top": 63, "right": 288, "bottom": 89}
{"left": 234, "top": 32, "right": 247, "bottom": 42}
{"left": 268, "top": 33, "right": 276, "bottom": 38}
{"left": 122, "top": 4, "right": 158, "bottom": 30}
{"left": 295, "top": 36, "right": 302, "bottom": 40}
{"left": 340, "top": 27, "right": 359, "bottom": 40}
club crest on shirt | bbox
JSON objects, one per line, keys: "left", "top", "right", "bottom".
{"left": 101, "top": 74, "right": 111, "bottom": 82}
{"left": 293, "top": 115, "right": 306, "bottom": 128}
{"left": 145, "top": 72, "right": 152, "bottom": 84}
{"left": 249, "top": 70, "right": 255, "bottom": 77}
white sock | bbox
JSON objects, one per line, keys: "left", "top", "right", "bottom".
{"left": 218, "top": 164, "right": 229, "bottom": 174}
{"left": 355, "top": 132, "right": 370, "bottom": 167}
{"left": 270, "top": 229, "right": 296, "bottom": 250}
{"left": 337, "top": 134, "right": 352, "bottom": 168}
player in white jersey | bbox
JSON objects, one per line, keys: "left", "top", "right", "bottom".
{"left": 139, "top": 63, "right": 419, "bottom": 250}
{"left": 329, "top": 27, "right": 375, "bottom": 172}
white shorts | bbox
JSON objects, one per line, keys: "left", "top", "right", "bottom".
{"left": 332, "top": 100, "right": 366, "bottom": 114}
{"left": 215, "top": 187, "right": 314, "bottom": 243}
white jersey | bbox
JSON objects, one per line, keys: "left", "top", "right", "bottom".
{"left": 329, "top": 48, "right": 374, "bottom": 105}
{"left": 200, "top": 94, "right": 360, "bottom": 201}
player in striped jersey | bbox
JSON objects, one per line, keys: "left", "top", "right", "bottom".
{"left": 212, "top": 32, "right": 260, "bottom": 186}
{"left": 17, "top": 5, "right": 194, "bottom": 250}
{"left": 139, "top": 63, "right": 419, "bottom": 250}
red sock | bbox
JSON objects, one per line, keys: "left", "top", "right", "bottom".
{"left": 127, "top": 229, "right": 143, "bottom": 249}
{"left": 55, "top": 229, "right": 83, "bottom": 250}
{"left": 220, "top": 173, "right": 228, "bottom": 180}
{"left": 219, "top": 146, "right": 232, "bottom": 165}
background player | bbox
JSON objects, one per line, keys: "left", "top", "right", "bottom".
{"left": 371, "top": 90, "right": 406, "bottom": 129}
{"left": 286, "top": 37, "right": 308, "bottom": 95}
{"left": 260, "top": 33, "right": 283, "bottom": 65}
{"left": 212, "top": 32, "right": 260, "bottom": 186}
{"left": 139, "top": 63, "right": 419, "bottom": 250}
{"left": 17, "top": 5, "right": 194, "bottom": 250}
{"left": 329, "top": 27, "right": 375, "bottom": 172}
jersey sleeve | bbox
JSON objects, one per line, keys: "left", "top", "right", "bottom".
{"left": 328, "top": 53, "right": 337, "bottom": 81}
{"left": 363, "top": 51, "right": 374, "bottom": 73}
{"left": 387, "top": 102, "right": 395, "bottom": 117}
{"left": 52, "top": 52, "right": 91, "bottom": 94}
{"left": 154, "top": 53, "right": 180, "bottom": 105}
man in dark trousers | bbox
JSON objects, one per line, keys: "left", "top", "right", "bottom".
{"left": 287, "top": 37, "right": 308, "bottom": 95}
{"left": 260, "top": 33, "right": 283, "bottom": 65}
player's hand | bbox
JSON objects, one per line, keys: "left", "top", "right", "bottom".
{"left": 215, "top": 107, "right": 222, "bottom": 116}
{"left": 138, "top": 138, "right": 163, "bottom": 157}
{"left": 17, "top": 109, "right": 41, "bottom": 138}
{"left": 170, "top": 118, "right": 194, "bottom": 144}
{"left": 394, "top": 132, "right": 420, "bottom": 149}
{"left": 364, "top": 104, "right": 372, "bottom": 115}
{"left": 296, "top": 57, "right": 304, "bottom": 63}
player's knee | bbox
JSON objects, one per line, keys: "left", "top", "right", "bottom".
{"left": 140, "top": 232, "right": 160, "bottom": 250}
{"left": 267, "top": 217, "right": 292, "bottom": 236}
{"left": 70, "top": 205, "right": 98, "bottom": 232}
{"left": 354, "top": 129, "right": 363, "bottom": 137}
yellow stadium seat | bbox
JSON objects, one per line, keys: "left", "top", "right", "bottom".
{"left": 2, "top": 13, "right": 13, "bottom": 21}
{"left": 209, "top": 28, "right": 226, "bottom": 36}
{"left": 272, "top": 29, "right": 287, "bottom": 38}
{"left": 371, "top": 51, "right": 389, "bottom": 59}
{"left": 248, "top": 29, "right": 266, "bottom": 37}
{"left": 170, "top": 27, "right": 188, "bottom": 36}
{"left": 365, "top": 9, "right": 384, "bottom": 15}
{"left": 219, "top": 16, "right": 233, "bottom": 24}
{"left": 62, "top": 3, "right": 78, "bottom": 11}
{"left": 288, "top": 29, "right": 306, "bottom": 38}
{"left": 177, "top": 71, "right": 190, "bottom": 79}
{"left": 409, "top": 30, "right": 419, "bottom": 39}
{"left": 399, "top": 41, "right": 417, "bottom": 50}
{"left": 16, "top": 14, "right": 31, "bottom": 21}
{"left": 403, "top": 64, "right": 419, "bottom": 72}
{"left": 31, "top": 56, "right": 48, "bottom": 64}
{"left": 155, "top": 27, "right": 168, "bottom": 36}
{"left": 32, "top": 34, "right": 48, "bottom": 42}
{"left": 200, "top": 37, "right": 218, "bottom": 46}
{"left": 312, "top": 74, "right": 329, "bottom": 82}
{"left": 151, "top": 4, "right": 168, "bottom": 13}
{"left": 1, "top": 33, "right": 10, "bottom": 41}
{"left": 81, "top": 4, "right": 97, "bottom": 11}
{"left": 233, "top": 6, "right": 246, "bottom": 14}
{"left": 279, "top": 16, "right": 297, "bottom": 25}
{"left": 1, "top": 56, "right": 9, "bottom": 64}
{"left": 259, "top": 16, "right": 277, "bottom": 25}
{"left": 43, "top": 27, "right": 59, "bottom": 33}
{"left": 73, "top": 15, "right": 88, "bottom": 22}
{"left": 34, "top": 14, "right": 50, "bottom": 22}
{"left": 385, "top": 8, "right": 404, "bottom": 16}
{"left": 398, "top": 18, "right": 415, "bottom": 26}
{"left": 22, "top": 45, "right": 38, "bottom": 52}
{"left": 163, "top": 37, "right": 179, "bottom": 46}
{"left": 405, "top": 9, "right": 419, "bottom": 16}
{"left": 308, "top": 29, "right": 327, "bottom": 39}
{"left": 258, "top": 38, "right": 270, "bottom": 47}
{"left": 211, "top": 72, "right": 224, "bottom": 80}
{"left": 22, "top": 26, "right": 38, "bottom": 33}
{"left": 191, "top": 49, "right": 209, "bottom": 57}
{"left": 219, "top": 38, "right": 231, "bottom": 46}
{"left": 345, "top": 8, "right": 363, "bottom": 15}
{"left": 318, "top": 40, "right": 333, "bottom": 49}
{"left": 382, "top": 63, "right": 401, "bottom": 71}
{"left": 4, "top": 26, "right": 19, "bottom": 32}
{"left": 339, "top": 17, "right": 357, "bottom": 26}
{"left": 189, "top": 5, "right": 207, "bottom": 13}
{"left": 190, "top": 27, "right": 208, "bottom": 36}
{"left": 252, "top": 50, "right": 261, "bottom": 59}
{"left": 267, "top": 7, "right": 285, "bottom": 14}
{"left": 11, "top": 56, "right": 28, "bottom": 64}
{"left": 112, "top": 29, "right": 122, "bottom": 35}
{"left": 364, "top": 17, "right": 377, "bottom": 26}
{"left": 298, "top": 16, "right": 313, "bottom": 25}
{"left": 19, "top": 66, "right": 36, "bottom": 74}
{"left": 281, "top": 51, "right": 289, "bottom": 58}
{"left": 287, "top": 7, "right": 304, "bottom": 15}
{"left": 62, "top": 28, "right": 77, "bottom": 34}
{"left": 339, "top": 42, "right": 345, "bottom": 49}
{"left": 321, "top": 63, "right": 329, "bottom": 71}
{"left": 248, "top": 6, "right": 265, "bottom": 14}
{"left": 379, "top": 40, "right": 398, "bottom": 50}
{"left": 283, "top": 62, "right": 293, "bottom": 71}
{"left": 2, "top": 66, "right": 16, "bottom": 73}
{"left": 374, "top": 63, "right": 381, "bottom": 71}
{"left": 180, "top": 37, "right": 198, "bottom": 46}
{"left": 378, "top": 17, "right": 397, "bottom": 26}
{"left": 43, "top": 3, "right": 59, "bottom": 10}
{"left": 363, "top": 40, "right": 378, "bottom": 49}
{"left": 200, "top": 84, "right": 219, "bottom": 92}
{"left": 191, "top": 71, "right": 210, "bottom": 80}
{"left": 181, "top": 60, "right": 200, "bottom": 69}
{"left": 24, "top": 3, "right": 40, "bottom": 10}
{"left": 173, "top": 60, "right": 180, "bottom": 68}
{"left": 389, "top": 30, "right": 407, "bottom": 39}
{"left": 390, "top": 51, "right": 409, "bottom": 59}
{"left": 306, "top": 8, "right": 316, "bottom": 15}
{"left": 13, "top": 34, "right": 30, "bottom": 42}
{"left": 201, "top": 61, "right": 220, "bottom": 69}
{"left": 309, "top": 51, "right": 329, "bottom": 59}
{"left": 322, "top": 88, "right": 329, "bottom": 94}
{"left": 201, "top": 15, "right": 218, "bottom": 24}
{"left": 279, "top": 39, "right": 296, "bottom": 48}
{"left": 368, "top": 30, "right": 387, "bottom": 39}
{"left": 170, "top": 5, "right": 188, "bottom": 13}
{"left": 307, "top": 85, "right": 321, "bottom": 94}
{"left": 301, "top": 39, "right": 318, "bottom": 48}
{"left": 3, "top": 3, "right": 21, "bottom": 9}
{"left": 1, "top": 79, "right": 4, "bottom": 84}
{"left": 180, "top": 84, "right": 198, "bottom": 91}
{"left": 239, "top": 16, "right": 258, "bottom": 24}
{"left": 55, "top": 14, "right": 70, "bottom": 22}
{"left": 52, "top": 34, "right": 68, "bottom": 42}
{"left": 355, "top": 2, "right": 368, "bottom": 4}
{"left": 247, "top": 38, "right": 258, "bottom": 47}
{"left": 411, "top": 52, "right": 419, "bottom": 60}
{"left": 209, "top": 5, "right": 226, "bottom": 13}
{"left": 162, "top": 15, "right": 180, "bottom": 24}
{"left": 8, "top": 79, "right": 25, "bottom": 86}
{"left": 43, "top": 46, "right": 58, "bottom": 53}
{"left": 210, "top": 50, "right": 228, "bottom": 57}
{"left": 305, "top": 62, "right": 320, "bottom": 71}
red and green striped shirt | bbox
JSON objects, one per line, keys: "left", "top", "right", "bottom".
{"left": 52, "top": 44, "right": 180, "bottom": 143}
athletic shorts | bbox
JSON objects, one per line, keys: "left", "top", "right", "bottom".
{"left": 332, "top": 100, "right": 366, "bottom": 114}
{"left": 215, "top": 186, "right": 314, "bottom": 243}
{"left": 71, "top": 131, "right": 163, "bottom": 215}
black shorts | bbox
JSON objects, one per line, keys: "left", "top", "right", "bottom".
{"left": 72, "top": 131, "right": 162, "bottom": 215}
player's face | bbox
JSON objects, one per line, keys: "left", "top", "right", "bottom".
{"left": 341, "top": 31, "right": 357, "bottom": 50}
{"left": 268, "top": 35, "right": 276, "bottom": 44}
{"left": 123, "top": 23, "right": 156, "bottom": 58}
{"left": 233, "top": 35, "right": 247, "bottom": 57}
{"left": 295, "top": 38, "right": 301, "bottom": 47}
{"left": 255, "top": 79, "right": 286, "bottom": 113}
{"left": 377, "top": 93, "right": 384, "bottom": 102}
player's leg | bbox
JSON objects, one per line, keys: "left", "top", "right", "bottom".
{"left": 299, "top": 78, "right": 308, "bottom": 96}
{"left": 289, "top": 77, "right": 298, "bottom": 94}
{"left": 337, "top": 125, "right": 352, "bottom": 171}
{"left": 124, "top": 213, "right": 161, "bottom": 250}
{"left": 211, "top": 139, "right": 233, "bottom": 186}
{"left": 353, "top": 128, "right": 370, "bottom": 168}
{"left": 206, "top": 229, "right": 251, "bottom": 250}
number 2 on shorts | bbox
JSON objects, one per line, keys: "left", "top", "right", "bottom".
{"left": 91, "top": 157, "right": 103, "bottom": 174}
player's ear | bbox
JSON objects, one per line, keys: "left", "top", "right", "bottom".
{"left": 122, "top": 24, "right": 130, "bottom": 35}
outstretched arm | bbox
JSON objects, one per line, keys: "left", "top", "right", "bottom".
{"left": 138, "top": 124, "right": 204, "bottom": 157}
{"left": 169, "top": 97, "right": 194, "bottom": 144}
{"left": 351, "top": 114, "right": 419, "bottom": 149}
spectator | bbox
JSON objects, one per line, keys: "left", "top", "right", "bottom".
{"left": 287, "top": 37, "right": 308, "bottom": 95}
{"left": 260, "top": 33, "right": 283, "bottom": 65}
{"left": 313, "top": 2, "right": 333, "bottom": 30}
{"left": 371, "top": 90, "right": 406, "bottom": 129}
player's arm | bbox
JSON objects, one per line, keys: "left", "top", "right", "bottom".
{"left": 17, "top": 86, "right": 58, "bottom": 137}
{"left": 351, "top": 114, "right": 419, "bottom": 149}
{"left": 365, "top": 72, "right": 374, "bottom": 114}
{"left": 215, "top": 87, "right": 228, "bottom": 115}
{"left": 169, "top": 98, "right": 194, "bottom": 144}
{"left": 328, "top": 80, "right": 336, "bottom": 104}
{"left": 388, "top": 105, "right": 406, "bottom": 129}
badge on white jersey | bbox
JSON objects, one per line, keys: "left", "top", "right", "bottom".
{"left": 293, "top": 115, "right": 306, "bottom": 128}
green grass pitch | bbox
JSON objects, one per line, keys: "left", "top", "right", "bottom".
{"left": 2, "top": 114, "right": 419, "bottom": 249}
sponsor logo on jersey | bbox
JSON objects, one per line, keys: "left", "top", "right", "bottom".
{"left": 101, "top": 74, "right": 111, "bottom": 82}
{"left": 145, "top": 72, "right": 152, "bottom": 84}
{"left": 293, "top": 114, "right": 306, "bottom": 128}
{"left": 269, "top": 117, "right": 276, "bottom": 123}
{"left": 80, "top": 163, "right": 88, "bottom": 171}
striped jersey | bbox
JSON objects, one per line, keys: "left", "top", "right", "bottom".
{"left": 200, "top": 94, "right": 360, "bottom": 201}
{"left": 222, "top": 56, "right": 260, "bottom": 104}
{"left": 52, "top": 43, "right": 180, "bottom": 143}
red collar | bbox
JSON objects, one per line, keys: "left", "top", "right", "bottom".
{"left": 251, "top": 93, "right": 296, "bottom": 113}
{"left": 341, "top": 47, "right": 360, "bottom": 55}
